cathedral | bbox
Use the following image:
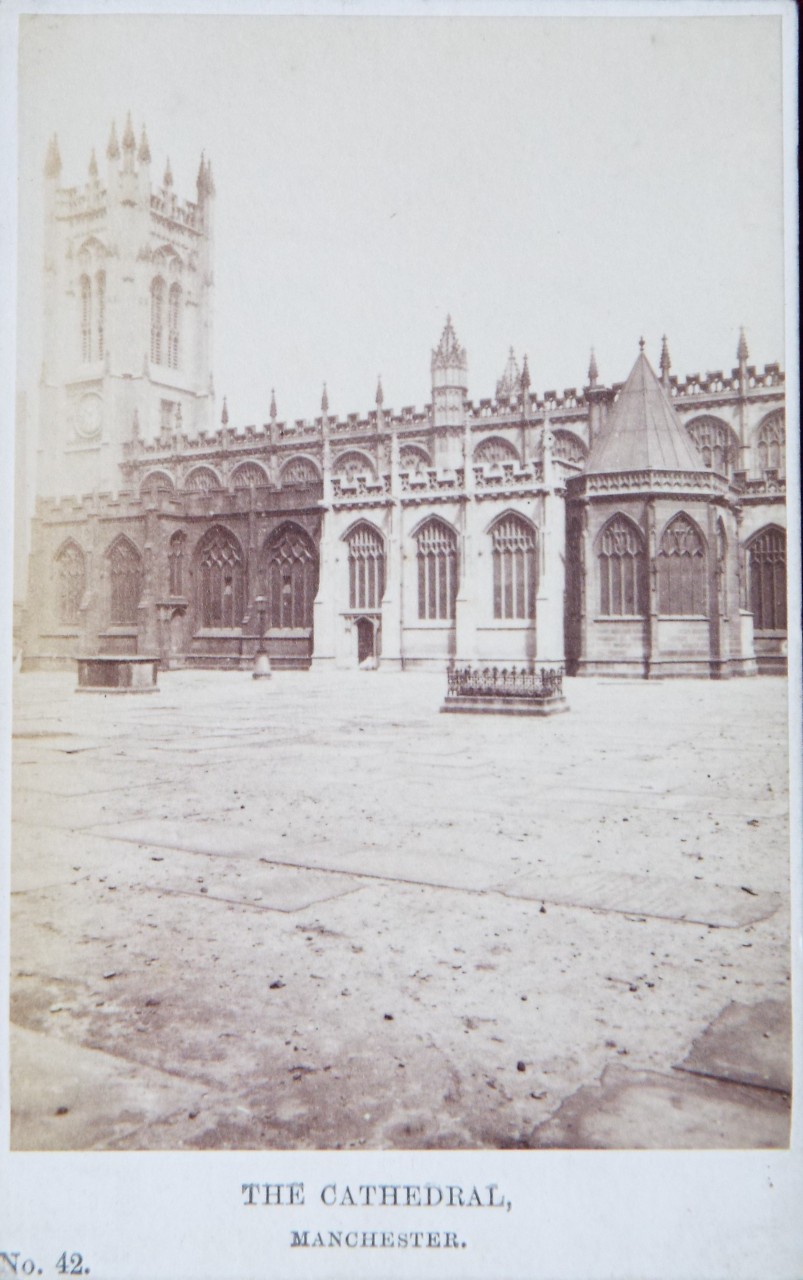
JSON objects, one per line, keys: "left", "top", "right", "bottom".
{"left": 21, "top": 123, "right": 788, "bottom": 678}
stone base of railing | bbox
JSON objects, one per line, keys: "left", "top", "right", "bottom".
{"left": 76, "top": 655, "right": 159, "bottom": 694}
{"left": 441, "top": 664, "right": 568, "bottom": 717}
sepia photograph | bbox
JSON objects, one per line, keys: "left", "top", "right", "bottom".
{"left": 2, "top": 3, "right": 801, "bottom": 1277}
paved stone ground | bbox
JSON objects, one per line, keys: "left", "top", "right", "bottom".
{"left": 10, "top": 670, "right": 791, "bottom": 1150}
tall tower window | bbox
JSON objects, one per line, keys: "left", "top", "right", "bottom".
{"left": 657, "top": 515, "right": 707, "bottom": 616}
{"left": 168, "top": 283, "right": 181, "bottom": 369}
{"left": 491, "top": 514, "right": 536, "bottom": 620}
{"left": 151, "top": 278, "right": 165, "bottom": 365}
{"left": 347, "top": 523, "right": 385, "bottom": 611}
{"left": 80, "top": 275, "right": 92, "bottom": 362}
{"left": 96, "top": 271, "right": 106, "bottom": 361}
{"left": 598, "top": 514, "right": 646, "bottom": 616}
{"left": 416, "top": 518, "right": 458, "bottom": 621}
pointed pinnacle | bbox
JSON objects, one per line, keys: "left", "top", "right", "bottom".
{"left": 88, "top": 148, "right": 98, "bottom": 180}
{"left": 376, "top": 376, "right": 384, "bottom": 408}
{"left": 321, "top": 382, "right": 329, "bottom": 414}
{"left": 737, "top": 327, "right": 749, "bottom": 363}
{"left": 270, "top": 389, "right": 277, "bottom": 420}
{"left": 164, "top": 156, "right": 174, "bottom": 187}
{"left": 106, "top": 122, "right": 120, "bottom": 161}
{"left": 221, "top": 396, "right": 229, "bottom": 426}
{"left": 205, "top": 158, "right": 216, "bottom": 196}
{"left": 197, "top": 151, "right": 207, "bottom": 191}
{"left": 660, "top": 334, "right": 671, "bottom": 377}
{"left": 521, "top": 354, "right": 531, "bottom": 391}
{"left": 122, "top": 112, "right": 136, "bottom": 151}
{"left": 588, "top": 348, "right": 599, "bottom": 385}
{"left": 138, "top": 126, "right": 151, "bottom": 165}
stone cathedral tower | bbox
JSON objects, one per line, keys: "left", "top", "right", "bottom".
{"left": 38, "top": 116, "right": 215, "bottom": 498}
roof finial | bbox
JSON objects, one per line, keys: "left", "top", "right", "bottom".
{"left": 737, "top": 326, "right": 749, "bottom": 364}
{"left": 44, "top": 134, "right": 62, "bottom": 179}
{"left": 221, "top": 396, "right": 229, "bottom": 427}
{"left": 122, "top": 112, "right": 136, "bottom": 151}
{"left": 659, "top": 334, "right": 671, "bottom": 386}
{"left": 106, "top": 121, "right": 120, "bottom": 162}
{"left": 639, "top": 336, "right": 645, "bottom": 352}
{"left": 138, "top": 125, "right": 151, "bottom": 165}
{"left": 376, "top": 376, "right": 384, "bottom": 408}
{"left": 588, "top": 347, "right": 599, "bottom": 387}
{"left": 321, "top": 382, "right": 329, "bottom": 415}
{"left": 269, "top": 389, "right": 277, "bottom": 421}
{"left": 163, "top": 156, "right": 173, "bottom": 188}
{"left": 88, "top": 148, "right": 98, "bottom": 180}
{"left": 521, "top": 354, "right": 531, "bottom": 392}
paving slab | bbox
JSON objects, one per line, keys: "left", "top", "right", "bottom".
{"left": 10, "top": 1024, "right": 203, "bottom": 1151}
{"left": 674, "top": 998, "right": 792, "bottom": 1094}
{"left": 529, "top": 1061, "right": 790, "bottom": 1150}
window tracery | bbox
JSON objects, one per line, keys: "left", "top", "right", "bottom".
{"left": 150, "top": 278, "right": 165, "bottom": 365}
{"left": 491, "top": 514, "right": 536, "bottom": 620}
{"left": 347, "top": 524, "right": 385, "bottom": 611}
{"left": 55, "top": 541, "right": 85, "bottom": 625}
{"left": 748, "top": 526, "right": 786, "bottom": 631}
{"left": 597, "top": 515, "right": 646, "bottom": 616}
{"left": 657, "top": 515, "right": 707, "bottom": 616}
{"left": 196, "top": 526, "right": 244, "bottom": 628}
{"left": 265, "top": 527, "right": 318, "bottom": 629}
{"left": 756, "top": 412, "right": 785, "bottom": 475}
{"left": 108, "top": 537, "right": 143, "bottom": 626}
{"left": 416, "top": 519, "right": 458, "bottom": 621}
{"left": 168, "top": 530, "right": 186, "bottom": 596}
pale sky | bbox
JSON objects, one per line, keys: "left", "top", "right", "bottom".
{"left": 17, "top": 12, "right": 786, "bottom": 427}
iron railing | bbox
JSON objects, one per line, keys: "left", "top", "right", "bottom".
{"left": 446, "top": 663, "right": 564, "bottom": 700}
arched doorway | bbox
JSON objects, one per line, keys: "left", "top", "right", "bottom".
{"left": 355, "top": 616, "right": 379, "bottom": 668}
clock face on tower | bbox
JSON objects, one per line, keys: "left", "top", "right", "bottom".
{"left": 76, "top": 393, "right": 103, "bottom": 440}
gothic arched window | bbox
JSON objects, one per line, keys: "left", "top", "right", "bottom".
{"left": 55, "top": 540, "right": 85, "bottom": 626}
{"left": 756, "top": 412, "right": 785, "bottom": 476}
{"left": 474, "top": 437, "right": 520, "bottom": 466}
{"left": 168, "top": 530, "right": 186, "bottom": 596}
{"left": 80, "top": 275, "right": 92, "bottom": 362}
{"left": 107, "top": 537, "right": 143, "bottom": 626}
{"left": 196, "top": 526, "right": 245, "bottom": 628}
{"left": 416, "top": 518, "right": 458, "bottom": 621}
{"left": 168, "top": 283, "right": 181, "bottom": 369}
{"left": 95, "top": 271, "right": 105, "bottom": 361}
{"left": 280, "top": 457, "right": 321, "bottom": 488}
{"left": 232, "top": 462, "right": 269, "bottom": 490}
{"left": 748, "top": 526, "right": 786, "bottom": 632}
{"left": 265, "top": 526, "right": 318, "bottom": 630}
{"left": 597, "top": 514, "right": 646, "bottom": 616}
{"left": 686, "top": 415, "right": 736, "bottom": 476}
{"left": 334, "top": 451, "right": 376, "bottom": 482}
{"left": 657, "top": 514, "right": 707, "bottom": 616}
{"left": 347, "top": 523, "right": 385, "bottom": 611}
{"left": 150, "top": 278, "right": 165, "bottom": 365}
{"left": 491, "top": 514, "right": 536, "bottom": 620}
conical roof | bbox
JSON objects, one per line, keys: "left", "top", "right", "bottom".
{"left": 586, "top": 346, "right": 706, "bottom": 475}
